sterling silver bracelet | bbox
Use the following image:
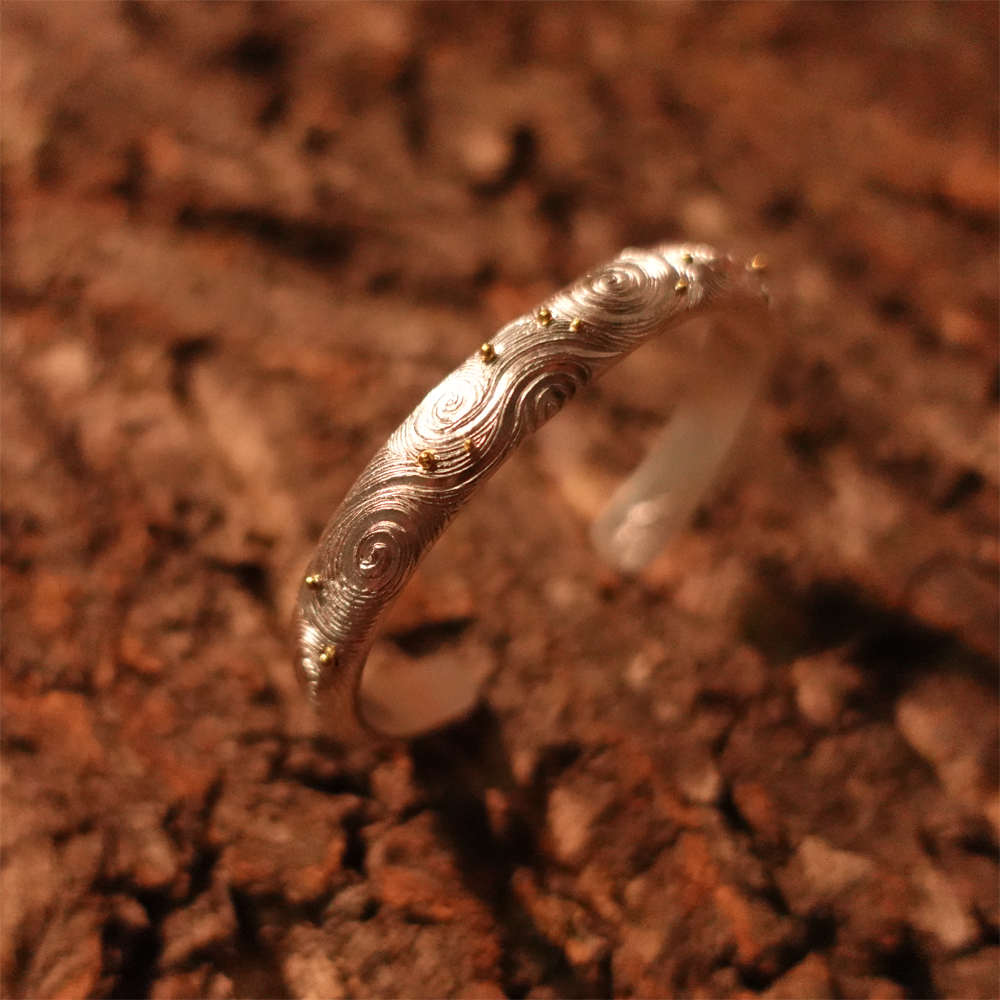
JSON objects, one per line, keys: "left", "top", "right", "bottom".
{"left": 294, "top": 243, "right": 774, "bottom": 739}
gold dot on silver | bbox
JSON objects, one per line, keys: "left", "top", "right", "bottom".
{"left": 318, "top": 645, "right": 337, "bottom": 665}
{"left": 750, "top": 253, "right": 768, "bottom": 271}
{"left": 479, "top": 342, "right": 496, "bottom": 363}
{"left": 538, "top": 307, "right": 553, "bottom": 326}
{"left": 674, "top": 277, "right": 689, "bottom": 294}
{"left": 569, "top": 318, "right": 583, "bottom": 333}
{"left": 417, "top": 449, "right": 439, "bottom": 472}
{"left": 463, "top": 437, "right": 474, "bottom": 454}
{"left": 304, "top": 575, "right": 323, "bottom": 591}
{"left": 681, "top": 252, "right": 694, "bottom": 264}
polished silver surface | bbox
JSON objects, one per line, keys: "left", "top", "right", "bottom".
{"left": 294, "top": 243, "right": 773, "bottom": 738}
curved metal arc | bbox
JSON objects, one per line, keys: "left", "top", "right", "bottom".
{"left": 294, "top": 243, "right": 772, "bottom": 738}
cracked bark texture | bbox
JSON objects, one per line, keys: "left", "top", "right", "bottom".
{"left": 1, "top": 3, "right": 997, "bottom": 999}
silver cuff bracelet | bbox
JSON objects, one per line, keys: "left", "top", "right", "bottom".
{"left": 294, "top": 243, "right": 774, "bottom": 739}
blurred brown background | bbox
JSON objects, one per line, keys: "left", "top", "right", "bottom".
{"left": 1, "top": 3, "right": 997, "bottom": 998}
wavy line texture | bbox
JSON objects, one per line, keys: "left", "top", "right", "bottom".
{"left": 294, "top": 243, "right": 768, "bottom": 716}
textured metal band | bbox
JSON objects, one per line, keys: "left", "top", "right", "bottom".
{"left": 295, "top": 243, "right": 773, "bottom": 738}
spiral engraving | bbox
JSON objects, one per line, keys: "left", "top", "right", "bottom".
{"left": 411, "top": 362, "right": 487, "bottom": 443}
{"left": 350, "top": 518, "right": 412, "bottom": 595}
{"left": 294, "top": 243, "right": 772, "bottom": 733}
{"left": 507, "top": 362, "right": 590, "bottom": 435}
{"left": 576, "top": 259, "right": 662, "bottom": 323}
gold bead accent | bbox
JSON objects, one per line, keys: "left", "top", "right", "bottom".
{"left": 681, "top": 252, "right": 694, "bottom": 264}
{"left": 463, "top": 437, "right": 474, "bottom": 454}
{"left": 479, "top": 342, "right": 496, "bottom": 363}
{"left": 304, "top": 575, "right": 323, "bottom": 591}
{"left": 538, "top": 307, "right": 553, "bottom": 326}
{"left": 750, "top": 253, "right": 768, "bottom": 271}
{"left": 318, "top": 645, "right": 336, "bottom": 665}
{"left": 417, "top": 449, "right": 438, "bottom": 471}
{"left": 674, "top": 277, "right": 689, "bottom": 294}
{"left": 569, "top": 318, "right": 582, "bottom": 333}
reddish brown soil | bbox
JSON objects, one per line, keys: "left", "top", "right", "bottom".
{"left": 2, "top": 3, "right": 997, "bottom": 999}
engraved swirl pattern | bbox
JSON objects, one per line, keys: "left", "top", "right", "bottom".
{"left": 410, "top": 362, "right": 489, "bottom": 443}
{"left": 294, "top": 243, "right": 769, "bottom": 713}
{"left": 501, "top": 360, "right": 592, "bottom": 436}
{"left": 569, "top": 258, "right": 665, "bottom": 329}
{"left": 341, "top": 512, "right": 418, "bottom": 600}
